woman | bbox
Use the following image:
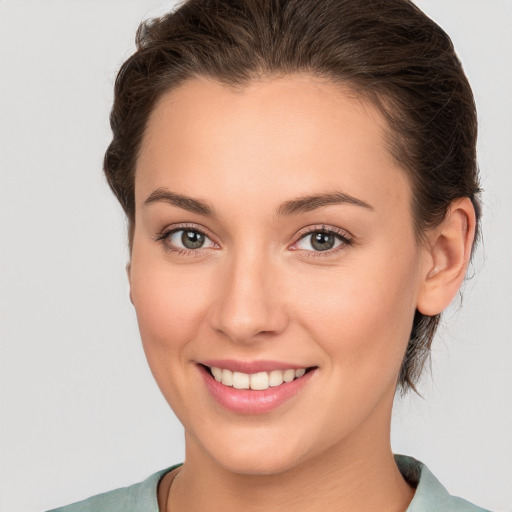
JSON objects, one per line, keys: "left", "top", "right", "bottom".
{"left": 47, "top": 0, "right": 489, "bottom": 510}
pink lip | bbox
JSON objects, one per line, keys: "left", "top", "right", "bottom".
{"left": 201, "top": 359, "right": 308, "bottom": 373}
{"left": 198, "top": 364, "right": 316, "bottom": 415}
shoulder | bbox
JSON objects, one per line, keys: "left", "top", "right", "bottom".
{"left": 46, "top": 465, "right": 181, "bottom": 512}
{"left": 395, "top": 455, "right": 492, "bottom": 512}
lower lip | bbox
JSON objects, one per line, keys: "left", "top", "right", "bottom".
{"left": 199, "top": 365, "right": 316, "bottom": 414}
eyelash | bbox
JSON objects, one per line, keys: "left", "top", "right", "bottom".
{"left": 292, "top": 224, "right": 353, "bottom": 258}
{"left": 154, "top": 223, "right": 354, "bottom": 257}
{"left": 154, "top": 223, "right": 217, "bottom": 257}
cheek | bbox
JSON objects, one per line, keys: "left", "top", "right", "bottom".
{"left": 287, "top": 249, "right": 419, "bottom": 381}
{"left": 129, "top": 253, "right": 220, "bottom": 426}
{"left": 129, "top": 251, "right": 212, "bottom": 369}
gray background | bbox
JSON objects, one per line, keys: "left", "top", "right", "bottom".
{"left": 1, "top": 1, "right": 511, "bottom": 511}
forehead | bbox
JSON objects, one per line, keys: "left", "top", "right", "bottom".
{"left": 135, "top": 74, "right": 409, "bottom": 216}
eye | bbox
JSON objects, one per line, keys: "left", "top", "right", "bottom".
{"left": 159, "top": 227, "right": 217, "bottom": 252}
{"left": 293, "top": 228, "right": 352, "bottom": 253}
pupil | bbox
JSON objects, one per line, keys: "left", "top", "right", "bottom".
{"left": 311, "top": 232, "right": 334, "bottom": 251}
{"left": 182, "top": 230, "right": 205, "bottom": 249}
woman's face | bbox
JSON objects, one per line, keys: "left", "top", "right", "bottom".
{"left": 130, "top": 75, "right": 428, "bottom": 474}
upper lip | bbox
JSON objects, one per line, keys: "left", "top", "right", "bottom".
{"left": 199, "top": 359, "right": 312, "bottom": 374}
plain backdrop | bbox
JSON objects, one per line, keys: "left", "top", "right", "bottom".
{"left": 1, "top": 1, "right": 511, "bottom": 511}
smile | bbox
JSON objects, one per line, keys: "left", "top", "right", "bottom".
{"left": 199, "top": 362, "right": 317, "bottom": 414}
{"left": 209, "top": 366, "right": 307, "bottom": 390}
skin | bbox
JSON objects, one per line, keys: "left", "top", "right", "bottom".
{"left": 128, "top": 75, "right": 476, "bottom": 512}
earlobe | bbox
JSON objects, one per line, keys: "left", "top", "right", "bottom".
{"left": 417, "top": 198, "right": 476, "bottom": 316}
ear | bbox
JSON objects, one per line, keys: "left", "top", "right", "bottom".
{"left": 417, "top": 198, "right": 477, "bottom": 316}
{"left": 126, "top": 262, "right": 134, "bottom": 305}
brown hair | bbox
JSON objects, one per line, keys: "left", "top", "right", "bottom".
{"left": 104, "top": 0, "right": 481, "bottom": 393}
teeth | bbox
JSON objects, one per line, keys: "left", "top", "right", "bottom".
{"left": 283, "top": 369, "right": 295, "bottom": 383}
{"left": 232, "top": 371, "right": 250, "bottom": 389}
{"left": 209, "top": 366, "right": 308, "bottom": 391}
{"left": 269, "top": 370, "right": 284, "bottom": 387}
{"left": 211, "top": 367, "right": 223, "bottom": 382}
{"left": 250, "top": 372, "right": 269, "bottom": 390}
{"left": 221, "top": 369, "right": 233, "bottom": 386}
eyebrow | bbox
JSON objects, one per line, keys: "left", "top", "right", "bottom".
{"left": 144, "top": 188, "right": 215, "bottom": 216}
{"left": 277, "top": 192, "right": 373, "bottom": 216}
{"left": 143, "top": 187, "right": 373, "bottom": 217}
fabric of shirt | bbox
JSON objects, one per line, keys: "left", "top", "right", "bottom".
{"left": 46, "top": 455, "right": 491, "bottom": 512}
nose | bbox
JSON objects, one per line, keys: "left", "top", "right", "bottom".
{"left": 208, "top": 250, "right": 288, "bottom": 344}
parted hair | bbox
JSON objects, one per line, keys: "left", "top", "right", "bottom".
{"left": 104, "top": 0, "right": 481, "bottom": 393}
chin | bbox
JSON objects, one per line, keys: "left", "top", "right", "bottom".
{"left": 190, "top": 424, "right": 315, "bottom": 476}
{"left": 215, "top": 448, "right": 305, "bottom": 476}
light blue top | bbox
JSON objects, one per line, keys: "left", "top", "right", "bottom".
{"left": 47, "top": 455, "right": 491, "bottom": 512}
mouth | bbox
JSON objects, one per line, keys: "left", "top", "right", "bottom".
{"left": 198, "top": 362, "right": 318, "bottom": 414}
{"left": 203, "top": 364, "right": 313, "bottom": 391}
